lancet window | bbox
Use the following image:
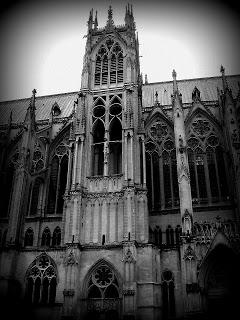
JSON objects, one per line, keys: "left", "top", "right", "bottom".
{"left": 41, "top": 227, "right": 51, "bottom": 247}
{"left": 31, "top": 141, "right": 44, "bottom": 173}
{"left": 52, "top": 227, "right": 61, "bottom": 246}
{"left": 25, "top": 253, "right": 57, "bottom": 305}
{"left": 91, "top": 95, "right": 122, "bottom": 176}
{"left": 46, "top": 137, "right": 69, "bottom": 215}
{"left": 145, "top": 119, "right": 179, "bottom": 211}
{"left": 28, "top": 177, "right": 44, "bottom": 216}
{"left": 94, "top": 39, "right": 124, "bottom": 87}
{"left": 24, "top": 228, "right": 34, "bottom": 246}
{"left": 187, "top": 114, "right": 229, "bottom": 204}
{"left": 161, "top": 270, "right": 176, "bottom": 319}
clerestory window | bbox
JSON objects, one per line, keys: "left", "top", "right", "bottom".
{"left": 187, "top": 115, "right": 229, "bottom": 205}
{"left": 46, "top": 137, "right": 69, "bottom": 215}
{"left": 145, "top": 120, "right": 179, "bottom": 211}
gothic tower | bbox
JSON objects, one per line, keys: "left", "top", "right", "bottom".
{"left": 62, "top": 6, "right": 148, "bottom": 319}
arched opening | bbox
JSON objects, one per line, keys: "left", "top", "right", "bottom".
{"left": 92, "top": 120, "right": 105, "bottom": 176}
{"left": 24, "top": 228, "right": 34, "bottom": 246}
{"left": 109, "top": 118, "right": 122, "bottom": 175}
{"left": 85, "top": 262, "right": 121, "bottom": 320}
{"left": 52, "top": 226, "right": 61, "bottom": 246}
{"left": 161, "top": 270, "right": 176, "bottom": 320}
{"left": 25, "top": 254, "right": 57, "bottom": 305}
{"left": 29, "top": 177, "right": 43, "bottom": 215}
{"left": 200, "top": 245, "right": 240, "bottom": 320}
{"left": 41, "top": 227, "right": 51, "bottom": 247}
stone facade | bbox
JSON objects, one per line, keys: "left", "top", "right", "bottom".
{"left": 0, "top": 6, "right": 240, "bottom": 320}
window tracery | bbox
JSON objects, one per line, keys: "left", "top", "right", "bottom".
{"left": 94, "top": 39, "right": 123, "bottom": 87}
{"left": 31, "top": 141, "right": 44, "bottom": 173}
{"left": 52, "top": 227, "right": 61, "bottom": 246}
{"left": 46, "top": 137, "right": 69, "bottom": 215}
{"left": 25, "top": 253, "right": 57, "bottom": 305}
{"left": 91, "top": 95, "right": 122, "bottom": 176}
{"left": 187, "top": 114, "right": 229, "bottom": 204}
{"left": 145, "top": 119, "right": 179, "bottom": 211}
{"left": 86, "top": 263, "right": 120, "bottom": 316}
{"left": 41, "top": 227, "right": 51, "bottom": 247}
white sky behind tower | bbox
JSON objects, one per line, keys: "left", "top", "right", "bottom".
{"left": 0, "top": 0, "right": 239, "bottom": 101}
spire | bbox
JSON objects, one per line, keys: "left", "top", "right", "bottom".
{"left": 88, "top": 9, "right": 93, "bottom": 31}
{"left": 154, "top": 91, "right": 159, "bottom": 105}
{"left": 24, "top": 89, "right": 37, "bottom": 131}
{"left": 94, "top": 10, "right": 98, "bottom": 30}
{"left": 144, "top": 74, "right": 148, "bottom": 84}
{"left": 106, "top": 5, "right": 114, "bottom": 27}
{"left": 220, "top": 65, "right": 228, "bottom": 92}
{"left": 172, "top": 69, "right": 178, "bottom": 93}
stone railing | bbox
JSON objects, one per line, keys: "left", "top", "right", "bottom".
{"left": 86, "top": 174, "right": 123, "bottom": 193}
{"left": 193, "top": 217, "right": 240, "bottom": 243}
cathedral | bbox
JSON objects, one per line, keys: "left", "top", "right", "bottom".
{"left": 0, "top": 5, "right": 240, "bottom": 320}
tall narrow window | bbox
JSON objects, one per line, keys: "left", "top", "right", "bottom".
{"left": 25, "top": 254, "right": 57, "bottom": 305}
{"left": 41, "top": 227, "right": 51, "bottom": 247}
{"left": 109, "top": 118, "right": 122, "bottom": 175}
{"left": 207, "top": 147, "right": 219, "bottom": 199}
{"left": 216, "top": 146, "right": 228, "bottom": 199}
{"left": 24, "top": 228, "right": 34, "bottom": 246}
{"left": 52, "top": 227, "right": 61, "bottom": 246}
{"left": 92, "top": 120, "right": 105, "bottom": 176}
{"left": 162, "top": 270, "right": 176, "bottom": 319}
{"left": 47, "top": 140, "right": 69, "bottom": 215}
{"left": 163, "top": 152, "right": 172, "bottom": 208}
{"left": 29, "top": 178, "right": 43, "bottom": 215}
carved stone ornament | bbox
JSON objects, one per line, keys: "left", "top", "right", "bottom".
{"left": 149, "top": 121, "right": 168, "bottom": 141}
{"left": 178, "top": 155, "right": 190, "bottom": 182}
{"left": 191, "top": 119, "right": 211, "bottom": 136}
{"left": 123, "top": 246, "right": 136, "bottom": 263}
{"left": 184, "top": 245, "right": 196, "bottom": 261}
{"left": 63, "top": 289, "right": 75, "bottom": 296}
{"left": 65, "top": 250, "right": 78, "bottom": 265}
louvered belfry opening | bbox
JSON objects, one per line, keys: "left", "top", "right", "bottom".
{"left": 94, "top": 39, "right": 123, "bottom": 87}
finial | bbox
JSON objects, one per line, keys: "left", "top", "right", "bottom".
{"left": 172, "top": 69, "right": 177, "bottom": 79}
{"left": 220, "top": 65, "right": 228, "bottom": 91}
{"left": 108, "top": 5, "right": 113, "bottom": 20}
{"left": 172, "top": 69, "right": 178, "bottom": 93}
{"left": 94, "top": 10, "right": 98, "bottom": 30}
{"left": 145, "top": 74, "right": 148, "bottom": 84}
{"left": 32, "top": 88, "right": 37, "bottom": 97}
{"left": 155, "top": 91, "right": 159, "bottom": 103}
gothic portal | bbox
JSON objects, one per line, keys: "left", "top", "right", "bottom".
{"left": 0, "top": 5, "right": 240, "bottom": 320}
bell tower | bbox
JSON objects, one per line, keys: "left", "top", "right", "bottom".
{"left": 62, "top": 6, "right": 148, "bottom": 319}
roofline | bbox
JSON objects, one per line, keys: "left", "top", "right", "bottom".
{"left": 143, "top": 74, "right": 240, "bottom": 86}
{"left": 1, "top": 73, "right": 240, "bottom": 103}
{"left": 0, "top": 90, "right": 79, "bottom": 104}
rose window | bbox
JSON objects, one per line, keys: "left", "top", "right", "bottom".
{"left": 92, "top": 265, "right": 114, "bottom": 287}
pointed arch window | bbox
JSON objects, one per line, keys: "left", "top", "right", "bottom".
{"left": 86, "top": 263, "right": 120, "bottom": 317}
{"left": 162, "top": 270, "right": 176, "bottom": 319}
{"left": 52, "top": 227, "right": 61, "bottom": 247}
{"left": 94, "top": 41, "right": 123, "bottom": 87}
{"left": 28, "top": 177, "right": 43, "bottom": 216}
{"left": 145, "top": 121, "right": 179, "bottom": 212}
{"left": 41, "top": 227, "right": 51, "bottom": 247}
{"left": 24, "top": 228, "right": 34, "bottom": 246}
{"left": 187, "top": 116, "right": 229, "bottom": 204}
{"left": 92, "top": 120, "right": 105, "bottom": 176}
{"left": 25, "top": 254, "right": 57, "bottom": 305}
{"left": 46, "top": 140, "right": 69, "bottom": 215}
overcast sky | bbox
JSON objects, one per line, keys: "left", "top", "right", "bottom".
{"left": 0, "top": 0, "right": 239, "bottom": 101}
